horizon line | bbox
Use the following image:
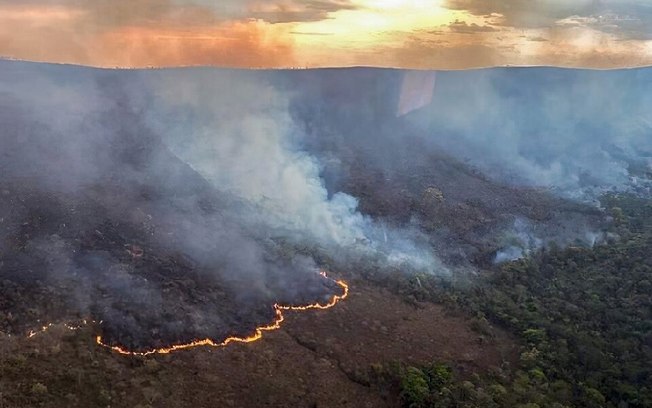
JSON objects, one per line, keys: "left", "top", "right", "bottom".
{"left": 1, "top": 56, "right": 651, "bottom": 72}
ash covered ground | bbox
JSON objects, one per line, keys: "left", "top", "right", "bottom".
{"left": 1, "top": 61, "right": 651, "bottom": 353}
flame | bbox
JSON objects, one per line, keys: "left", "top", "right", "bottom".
{"left": 27, "top": 323, "right": 54, "bottom": 338}
{"left": 26, "top": 272, "right": 348, "bottom": 356}
{"left": 96, "top": 271, "right": 348, "bottom": 356}
{"left": 26, "top": 320, "right": 91, "bottom": 338}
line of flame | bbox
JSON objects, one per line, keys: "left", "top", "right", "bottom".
{"left": 26, "top": 319, "right": 93, "bottom": 338}
{"left": 95, "top": 271, "right": 348, "bottom": 356}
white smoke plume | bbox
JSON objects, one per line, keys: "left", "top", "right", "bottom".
{"left": 136, "top": 68, "right": 443, "bottom": 274}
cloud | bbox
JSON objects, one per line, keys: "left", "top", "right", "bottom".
{"left": 0, "top": 0, "right": 359, "bottom": 67}
{"left": 562, "top": 10, "right": 652, "bottom": 41}
{"left": 248, "top": 0, "right": 358, "bottom": 23}
{"left": 0, "top": 2, "right": 297, "bottom": 67}
{"left": 1, "top": 0, "right": 651, "bottom": 68}
{"left": 0, "top": 0, "right": 211, "bottom": 30}
{"left": 444, "top": 0, "right": 652, "bottom": 40}
{"left": 0, "top": 0, "right": 358, "bottom": 27}
{"left": 444, "top": 0, "right": 601, "bottom": 28}
{"left": 94, "top": 22, "right": 296, "bottom": 68}
{"left": 447, "top": 20, "right": 500, "bottom": 34}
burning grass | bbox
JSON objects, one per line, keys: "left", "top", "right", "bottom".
{"left": 96, "top": 272, "right": 348, "bottom": 356}
{"left": 16, "top": 271, "right": 348, "bottom": 355}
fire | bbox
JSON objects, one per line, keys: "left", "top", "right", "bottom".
{"left": 96, "top": 272, "right": 348, "bottom": 356}
{"left": 26, "top": 272, "right": 348, "bottom": 356}
{"left": 26, "top": 319, "right": 92, "bottom": 338}
{"left": 27, "top": 323, "right": 54, "bottom": 338}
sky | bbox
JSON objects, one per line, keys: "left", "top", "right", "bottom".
{"left": 2, "top": 0, "right": 652, "bottom": 69}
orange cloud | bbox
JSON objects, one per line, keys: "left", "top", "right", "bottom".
{"left": 1, "top": 0, "right": 652, "bottom": 68}
{"left": 94, "top": 22, "right": 296, "bottom": 68}
{"left": 0, "top": 2, "right": 296, "bottom": 68}
{"left": 0, "top": 5, "right": 85, "bottom": 22}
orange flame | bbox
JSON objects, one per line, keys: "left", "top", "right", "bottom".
{"left": 95, "top": 271, "right": 348, "bottom": 356}
{"left": 27, "top": 323, "right": 54, "bottom": 338}
{"left": 26, "top": 320, "right": 91, "bottom": 338}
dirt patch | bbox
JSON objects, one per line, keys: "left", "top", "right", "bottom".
{"left": 283, "top": 279, "right": 516, "bottom": 375}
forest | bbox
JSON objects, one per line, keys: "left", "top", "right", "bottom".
{"left": 385, "top": 194, "right": 652, "bottom": 408}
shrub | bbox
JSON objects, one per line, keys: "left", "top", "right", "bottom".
{"left": 400, "top": 367, "right": 430, "bottom": 408}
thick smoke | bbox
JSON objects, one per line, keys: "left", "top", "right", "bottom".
{"left": 0, "top": 61, "right": 441, "bottom": 347}
{"left": 406, "top": 68, "right": 652, "bottom": 201}
{"left": 277, "top": 68, "right": 652, "bottom": 202}
{"left": 402, "top": 68, "right": 652, "bottom": 260}
{"left": 133, "top": 68, "right": 442, "bottom": 274}
{"left": 0, "top": 63, "right": 439, "bottom": 275}
{"left": 0, "top": 63, "right": 333, "bottom": 346}
{"left": 274, "top": 68, "right": 643, "bottom": 264}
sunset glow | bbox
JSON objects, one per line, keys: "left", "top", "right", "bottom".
{"left": 292, "top": 0, "right": 457, "bottom": 46}
{"left": 0, "top": 0, "right": 651, "bottom": 68}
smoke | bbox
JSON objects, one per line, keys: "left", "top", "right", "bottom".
{"left": 493, "top": 218, "right": 543, "bottom": 263}
{"left": 0, "top": 62, "right": 439, "bottom": 274}
{"left": 492, "top": 216, "right": 609, "bottom": 264}
{"left": 272, "top": 67, "right": 640, "bottom": 265}
{"left": 0, "top": 61, "right": 442, "bottom": 347}
{"left": 406, "top": 68, "right": 652, "bottom": 201}
{"left": 134, "top": 68, "right": 442, "bottom": 274}
{"left": 278, "top": 67, "right": 652, "bottom": 201}
{"left": 4, "top": 60, "right": 648, "bottom": 344}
